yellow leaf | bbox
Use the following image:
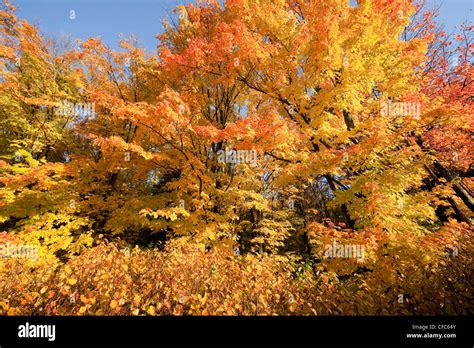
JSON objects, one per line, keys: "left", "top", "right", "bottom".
{"left": 79, "top": 306, "right": 87, "bottom": 314}
{"left": 0, "top": 301, "right": 9, "bottom": 311}
{"left": 110, "top": 300, "right": 118, "bottom": 309}
{"left": 146, "top": 305, "right": 156, "bottom": 315}
{"left": 67, "top": 278, "right": 77, "bottom": 286}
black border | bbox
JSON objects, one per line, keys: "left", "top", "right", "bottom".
{"left": 0, "top": 315, "right": 471, "bottom": 346}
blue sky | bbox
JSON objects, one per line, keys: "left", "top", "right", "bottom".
{"left": 11, "top": 0, "right": 474, "bottom": 51}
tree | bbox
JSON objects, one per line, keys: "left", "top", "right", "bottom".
{"left": 0, "top": 0, "right": 472, "bottom": 316}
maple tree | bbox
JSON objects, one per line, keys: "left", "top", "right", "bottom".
{"left": 0, "top": 0, "right": 472, "bottom": 316}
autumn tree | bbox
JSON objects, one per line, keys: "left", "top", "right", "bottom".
{"left": 0, "top": 0, "right": 472, "bottom": 316}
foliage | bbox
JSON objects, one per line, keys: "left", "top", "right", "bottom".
{"left": 0, "top": 0, "right": 472, "bottom": 315}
